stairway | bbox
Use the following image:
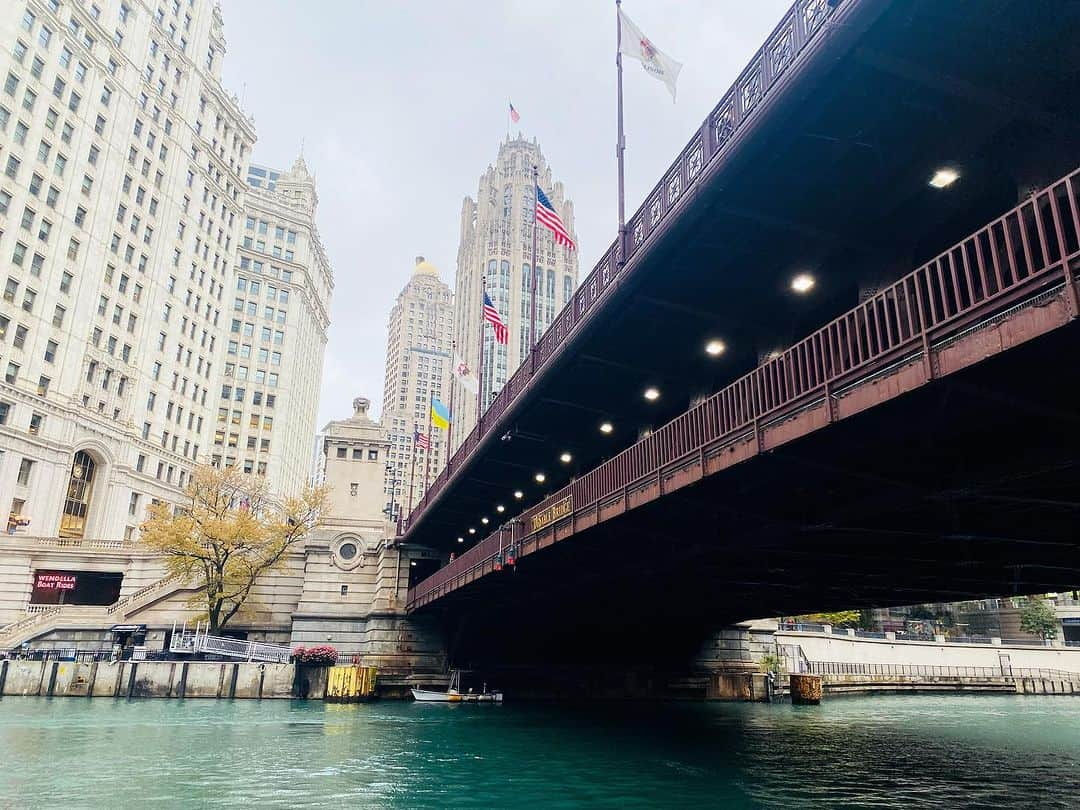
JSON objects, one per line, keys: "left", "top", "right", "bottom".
{"left": 0, "top": 574, "right": 190, "bottom": 650}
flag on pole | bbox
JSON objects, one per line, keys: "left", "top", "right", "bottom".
{"left": 536, "top": 187, "right": 576, "bottom": 250}
{"left": 431, "top": 398, "right": 451, "bottom": 430}
{"left": 452, "top": 353, "right": 479, "bottom": 393}
{"left": 509, "top": 101, "right": 520, "bottom": 123}
{"left": 482, "top": 292, "right": 509, "bottom": 344}
{"left": 618, "top": 8, "right": 682, "bottom": 101}
{"left": 414, "top": 427, "right": 430, "bottom": 451}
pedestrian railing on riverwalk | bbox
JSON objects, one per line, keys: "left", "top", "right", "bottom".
{"left": 807, "top": 661, "right": 1080, "bottom": 682}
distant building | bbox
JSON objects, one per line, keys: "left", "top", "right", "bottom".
{"left": 218, "top": 155, "right": 332, "bottom": 496}
{"left": 451, "top": 136, "right": 579, "bottom": 452}
{"left": 380, "top": 257, "right": 454, "bottom": 516}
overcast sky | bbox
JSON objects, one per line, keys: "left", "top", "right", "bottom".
{"left": 221, "top": 0, "right": 791, "bottom": 428}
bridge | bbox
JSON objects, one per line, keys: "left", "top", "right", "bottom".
{"left": 400, "top": 0, "right": 1080, "bottom": 665}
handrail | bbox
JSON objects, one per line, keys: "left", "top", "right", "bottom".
{"left": 401, "top": 0, "right": 848, "bottom": 535}
{"left": 409, "top": 166, "right": 1080, "bottom": 609}
{"left": 807, "top": 661, "right": 1080, "bottom": 682}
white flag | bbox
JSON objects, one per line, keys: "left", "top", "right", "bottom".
{"left": 618, "top": 8, "right": 682, "bottom": 101}
{"left": 452, "top": 353, "right": 479, "bottom": 394}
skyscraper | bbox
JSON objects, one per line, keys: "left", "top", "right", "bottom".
{"left": 0, "top": 1, "right": 328, "bottom": 541}
{"left": 452, "top": 136, "right": 579, "bottom": 451}
{"left": 380, "top": 257, "right": 454, "bottom": 517}
{"left": 221, "top": 156, "right": 332, "bottom": 496}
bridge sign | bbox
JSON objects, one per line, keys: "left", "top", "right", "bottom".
{"left": 529, "top": 496, "right": 573, "bottom": 535}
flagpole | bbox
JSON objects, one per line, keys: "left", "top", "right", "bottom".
{"left": 447, "top": 340, "right": 457, "bottom": 453}
{"left": 407, "top": 422, "right": 418, "bottom": 515}
{"left": 424, "top": 391, "right": 434, "bottom": 496}
{"left": 477, "top": 277, "right": 487, "bottom": 429}
{"left": 615, "top": 0, "right": 627, "bottom": 265}
{"left": 529, "top": 164, "right": 539, "bottom": 368}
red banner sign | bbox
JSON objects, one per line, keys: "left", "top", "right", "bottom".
{"left": 35, "top": 573, "right": 76, "bottom": 591}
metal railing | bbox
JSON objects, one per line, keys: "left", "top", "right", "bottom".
{"left": 169, "top": 621, "right": 291, "bottom": 664}
{"left": 809, "top": 661, "right": 1080, "bottom": 683}
{"left": 408, "top": 164, "right": 1080, "bottom": 610}
{"left": 810, "top": 661, "right": 1002, "bottom": 678}
{"left": 946, "top": 635, "right": 996, "bottom": 646}
{"left": 401, "top": 0, "right": 848, "bottom": 535}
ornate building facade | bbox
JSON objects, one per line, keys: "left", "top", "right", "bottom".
{"left": 451, "top": 136, "right": 579, "bottom": 452}
{"left": 380, "top": 257, "right": 454, "bottom": 516}
{"left": 0, "top": 0, "right": 255, "bottom": 539}
{"left": 1, "top": 397, "right": 443, "bottom": 675}
{"left": 219, "top": 156, "right": 332, "bottom": 497}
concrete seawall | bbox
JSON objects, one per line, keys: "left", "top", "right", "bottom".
{"left": 0, "top": 660, "right": 298, "bottom": 699}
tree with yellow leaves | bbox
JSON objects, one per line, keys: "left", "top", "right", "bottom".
{"left": 140, "top": 465, "right": 326, "bottom": 634}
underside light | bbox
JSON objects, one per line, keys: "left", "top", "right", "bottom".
{"left": 535, "top": 472, "right": 546, "bottom": 483}
{"left": 705, "top": 339, "right": 726, "bottom": 357}
{"left": 410, "top": 561, "right": 416, "bottom": 567}
{"left": 643, "top": 387, "right": 660, "bottom": 401}
{"left": 457, "top": 536, "right": 464, "bottom": 543}
{"left": 929, "top": 167, "right": 960, "bottom": 189}
{"left": 496, "top": 504, "right": 505, "bottom": 513}
{"left": 790, "top": 273, "right": 815, "bottom": 294}
{"left": 514, "top": 490, "right": 524, "bottom": 499}
{"left": 560, "top": 452, "right": 572, "bottom": 463}
{"left": 481, "top": 517, "right": 489, "bottom": 525}
{"left": 599, "top": 422, "right": 614, "bottom": 434}
{"left": 468, "top": 527, "right": 476, "bottom": 535}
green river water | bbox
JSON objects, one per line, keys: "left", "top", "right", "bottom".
{"left": 0, "top": 694, "right": 1077, "bottom": 808}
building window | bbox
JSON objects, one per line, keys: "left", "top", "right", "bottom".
{"left": 17, "top": 457, "right": 34, "bottom": 486}
{"left": 336, "top": 447, "right": 347, "bottom": 459}
{"left": 368, "top": 450, "right": 378, "bottom": 461}
{"left": 349, "top": 483, "right": 358, "bottom": 496}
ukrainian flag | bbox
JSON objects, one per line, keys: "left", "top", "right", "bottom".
{"left": 431, "top": 398, "right": 451, "bottom": 430}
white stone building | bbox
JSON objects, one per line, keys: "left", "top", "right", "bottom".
{"left": 380, "top": 256, "right": 454, "bottom": 517}
{"left": 0, "top": 1, "right": 330, "bottom": 542}
{"left": 217, "top": 156, "right": 332, "bottom": 497}
{"left": 451, "top": 135, "right": 579, "bottom": 451}
{"left": 0, "top": 0, "right": 256, "bottom": 540}
{"left": 0, "top": 397, "right": 443, "bottom": 677}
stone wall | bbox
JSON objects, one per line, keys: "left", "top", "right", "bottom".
{"left": 0, "top": 659, "right": 297, "bottom": 699}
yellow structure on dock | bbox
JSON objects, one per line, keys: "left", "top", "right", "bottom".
{"left": 326, "top": 665, "right": 378, "bottom": 702}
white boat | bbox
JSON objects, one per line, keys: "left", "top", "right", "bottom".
{"left": 411, "top": 670, "right": 503, "bottom": 703}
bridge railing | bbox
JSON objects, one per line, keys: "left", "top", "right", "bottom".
{"left": 400, "top": 0, "right": 847, "bottom": 535}
{"left": 408, "top": 166, "right": 1080, "bottom": 610}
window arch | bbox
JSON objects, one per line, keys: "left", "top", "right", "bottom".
{"left": 59, "top": 450, "right": 98, "bottom": 538}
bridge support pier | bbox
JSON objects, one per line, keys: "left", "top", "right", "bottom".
{"left": 693, "top": 624, "right": 771, "bottom": 702}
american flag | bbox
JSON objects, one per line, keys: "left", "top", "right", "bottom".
{"left": 483, "top": 292, "right": 509, "bottom": 344}
{"left": 414, "top": 428, "right": 430, "bottom": 451}
{"left": 509, "top": 101, "right": 520, "bottom": 123}
{"left": 536, "top": 186, "right": 576, "bottom": 250}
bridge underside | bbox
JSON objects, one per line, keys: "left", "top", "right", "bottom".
{"left": 408, "top": 0, "right": 1080, "bottom": 551}
{"left": 428, "top": 321, "right": 1080, "bottom": 668}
